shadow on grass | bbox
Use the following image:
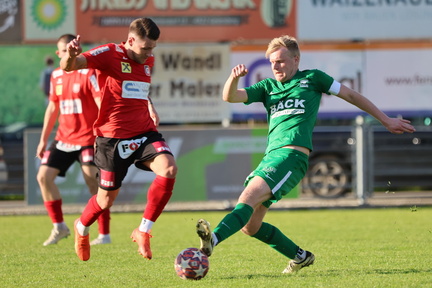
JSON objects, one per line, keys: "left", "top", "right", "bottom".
{"left": 367, "top": 268, "right": 432, "bottom": 275}
{"left": 219, "top": 267, "right": 432, "bottom": 280}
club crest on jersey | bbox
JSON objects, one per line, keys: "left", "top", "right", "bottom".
{"left": 299, "top": 79, "right": 309, "bottom": 88}
{"left": 144, "top": 65, "right": 151, "bottom": 76}
{"left": 121, "top": 62, "right": 132, "bottom": 73}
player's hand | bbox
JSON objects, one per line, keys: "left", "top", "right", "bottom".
{"left": 148, "top": 101, "right": 160, "bottom": 126}
{"left": 36, "top": 142, "right": 46, "bottom": 159}
{"left": 385, "top": 118, "right": 415, "bottom": 134}
{"left": 67, "top": 35, "right": 82, "bottom": 57}
{"left": 231, "top": 64, "right": 248, "bottom": 79}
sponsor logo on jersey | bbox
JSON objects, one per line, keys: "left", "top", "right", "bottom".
{"left": 60, "top": 99, "right": 83, "bottom": 115}
{"left": 118, "top": 136, "right": 148, "bottom": 159}
{"left": 55, "top": 84, "right": 63, "bottom": 96}
{"left": 115, "top": 44, "right": 124, "bottom": 53}
{"left": 152, "top": 141, "right": 172, "bottom": 153}
{"left": 121, "top": 62, "right": 131, "bottom": 73}
{"left": 81, "top": 148, "right": 94, "bottom": 163}
{"left": 100, "top": 169, "right": 115, "bottom": 188}
{"left": 56, "top": 141, "right": 81, "bottom": 152}
{"left": 121, "top": 81, "right": 150, "bottom": 99}
{"left": 90, "top": 46, "right": 110, "bottom": 56}
{"left": 270, "top": 99, "right": 306, "bottom": 118}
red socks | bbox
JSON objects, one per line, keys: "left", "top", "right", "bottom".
{"left": 97, "top": 209, "right": 111, "bottom": 234}
{"left": 80, "top": 195, "right": 104, "bottom": 227}
{"left": 143, "top": 176, "right": 175, "bottom": 222}
{"left": 44, "top": 199, "right": 63, "bottom": 223}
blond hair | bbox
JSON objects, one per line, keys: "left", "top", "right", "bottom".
{"left": 265, "top": 35, "right": 300, "bottom": 59}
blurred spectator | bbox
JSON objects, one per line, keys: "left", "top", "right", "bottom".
{"left": 39, "top": 56, "right": 55, "bottom": 104}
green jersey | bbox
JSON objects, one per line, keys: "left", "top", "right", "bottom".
{"left": 244, "top": 69, "right": 335, "bottom": 154}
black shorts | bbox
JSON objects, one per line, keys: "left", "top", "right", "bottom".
{"left": 41, "top": 141, "right": 96, "bottom": 177}
{"left": 95, "top": 131, "right": 173, "bottom": 190}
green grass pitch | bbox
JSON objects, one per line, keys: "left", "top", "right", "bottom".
{"left": 1, "top": 208, "right": 431, "bottom": 287}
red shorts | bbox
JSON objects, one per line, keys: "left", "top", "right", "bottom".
{"left": 95, "top": 131, "right": 173, "bottom": 190}
{"left": 41, "top": 140, "right": 95, "bottom": 177}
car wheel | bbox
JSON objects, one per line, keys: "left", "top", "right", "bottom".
{"left": 303, "top": 155, "right": 349, "bottom": 198}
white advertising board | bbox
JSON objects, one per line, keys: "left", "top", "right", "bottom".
{"left": 298, "top": 2, "right": 432, "bottom": 41}
{"left": 151, "top": 43, "right": 231, "bottom": 123}
{"left": 231, "top": 45, "right": 432, "bottom": 120}
{"left": 230, "top": 48, "right": 364, "bottom": 119}
{"left": 364, "top": 49, "right": 432, "bottom": 114}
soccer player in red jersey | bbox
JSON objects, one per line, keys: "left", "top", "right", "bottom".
{"left": 36, "top": 34, "right": 111, "bottom": 247}
{"left": 60, "top": 18, "right": 177, "bottom": 261}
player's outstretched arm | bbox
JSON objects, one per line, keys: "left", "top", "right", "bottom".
{"left": 60, "top": 35, "right": 88, "bottom": 71}
{"left": 336, "top": 85, "right": 415, "bottom": 134}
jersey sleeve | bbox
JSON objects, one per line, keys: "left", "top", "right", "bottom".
{"left": 48, "top": 68, "right": 61, "bottom": 103}
{"left": 244, "top": 80, "right": 269, "bottom": 105}
{"left": 312, "top": 69, "right": 336, "bottom": 94}
{"left": 82, "top": 44, "right": 113, "bottom": 71}
{"left": 88, "top": 69, "right": 101, "bottom": 100}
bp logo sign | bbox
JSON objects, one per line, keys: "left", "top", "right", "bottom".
{"left": 31, "top": 0, "right": 67, "bottom": 30}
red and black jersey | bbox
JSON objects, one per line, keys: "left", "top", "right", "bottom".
{"left": 82, "top": 43, "right": 157, "bottom": 138}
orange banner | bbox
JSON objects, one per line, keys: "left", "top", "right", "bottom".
{"left": 75, "top": 0, "right": 296, "bottom": 43}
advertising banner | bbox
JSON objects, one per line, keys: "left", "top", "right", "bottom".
{"left": 230, "top": 43, "right": 432, "bottom": 120}
{"left": 364, "top": 49, "right": 432, "bottom": 116}
{"left": 297, "top": 1, "right": 432, "bottom": 41}
{"left": 25, "top": 128, "right": 299, "bottom": 205}
{"left": 75, "top": 0, "right": 296, "bottom": 43}
{"left": 151, "top": 43, "right": 231, "bottom": 123}
{"left": 23, "top": 0, "right": 76, "bottom": 42}
{"left": 230, "top": 45, "right": 364, "bottom": 120}
{"left": 0, "top": 0, "right": 21, "bottom": 43}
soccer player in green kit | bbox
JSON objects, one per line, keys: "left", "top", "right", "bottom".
{"left": 196, "top": 35, "right": 416, "bottom": 273}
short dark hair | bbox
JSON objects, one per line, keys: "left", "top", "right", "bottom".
{"left": 57, "top": 34, "right": 76, "bottom": 44}
{"left": 129, "top": 18, "right": 160, "bottom": 41}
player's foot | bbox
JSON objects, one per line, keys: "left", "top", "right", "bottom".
{"left": 90, "top": 234, "right": 111, "bottom": 245}
{"left": 74, "top": 218, "right": 90, "bottom": 261}
{"left": 282, "top": 251, "right": 315, "bottom": 274}
{"left": 196, "top": 219, "right": 214, "bottom": 257}
{"left": 43, "top": 226, "right": 70, "bottom": 246}
{"left": 130, "top": 228, "right": 152, "bottom": 260}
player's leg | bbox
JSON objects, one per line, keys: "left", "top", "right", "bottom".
{"left": 245, "top": 204, "right": 299, "bottom": 258}
{"left": 197, "top": 176, "right": 271, "bottom": 256}
{"left": 131, "top": 152, "right": 177, "bottom": 259}
{"left": 37, "top": 145, "right": 74, "bottom": 246}
{"left": 37, "top": 165, "right": 71, "bottom": 245}
{"left": 81, "top": 163, "right": 111, "bottom": 245}
{"left": 245, "top": 149, "right": 314, "bottom": 273}
{"left": 74, "top": 187, "right": 119, "bottom": 261}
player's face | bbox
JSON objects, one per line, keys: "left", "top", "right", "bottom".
{"left": 56, "top": 41, "right": 68, "bottom": 59}
{"left": 269, "top": 47, "right": 299, "bottom": 83}
{"left": 129, "top": 35, "right": 157, "bottom": 64}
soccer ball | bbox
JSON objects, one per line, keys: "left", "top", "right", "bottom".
{"left": 174, "top": 247, "right": 209, "bottom": 280}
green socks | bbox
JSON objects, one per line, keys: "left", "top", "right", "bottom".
{"left": 212, "top": 204, "right": 299, "bottom": 260}
{"left": 213, "top": 203, "right": 254, "bottom": 244}
{"left": 251, "top": 222, "right": 299, "bottom": 259}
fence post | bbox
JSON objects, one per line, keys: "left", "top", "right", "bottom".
{"left": 352, "top": 115, "right": 374, "bottom": 205}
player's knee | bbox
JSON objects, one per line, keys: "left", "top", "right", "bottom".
{"left": 240, "top": 225, "right": 257, "bottom": 236}
{"left": 36, "top": 171, "right": 51, "bottom": 186}
{"left": 97, "top": 199, "right": 113, "bottom": 210}
{"left": 161, "top": 163, "right": 177, "bottom": 178}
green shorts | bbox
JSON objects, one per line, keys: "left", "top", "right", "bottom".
{"left": 244, "top": 148, "right": 309, "bottom": 208}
